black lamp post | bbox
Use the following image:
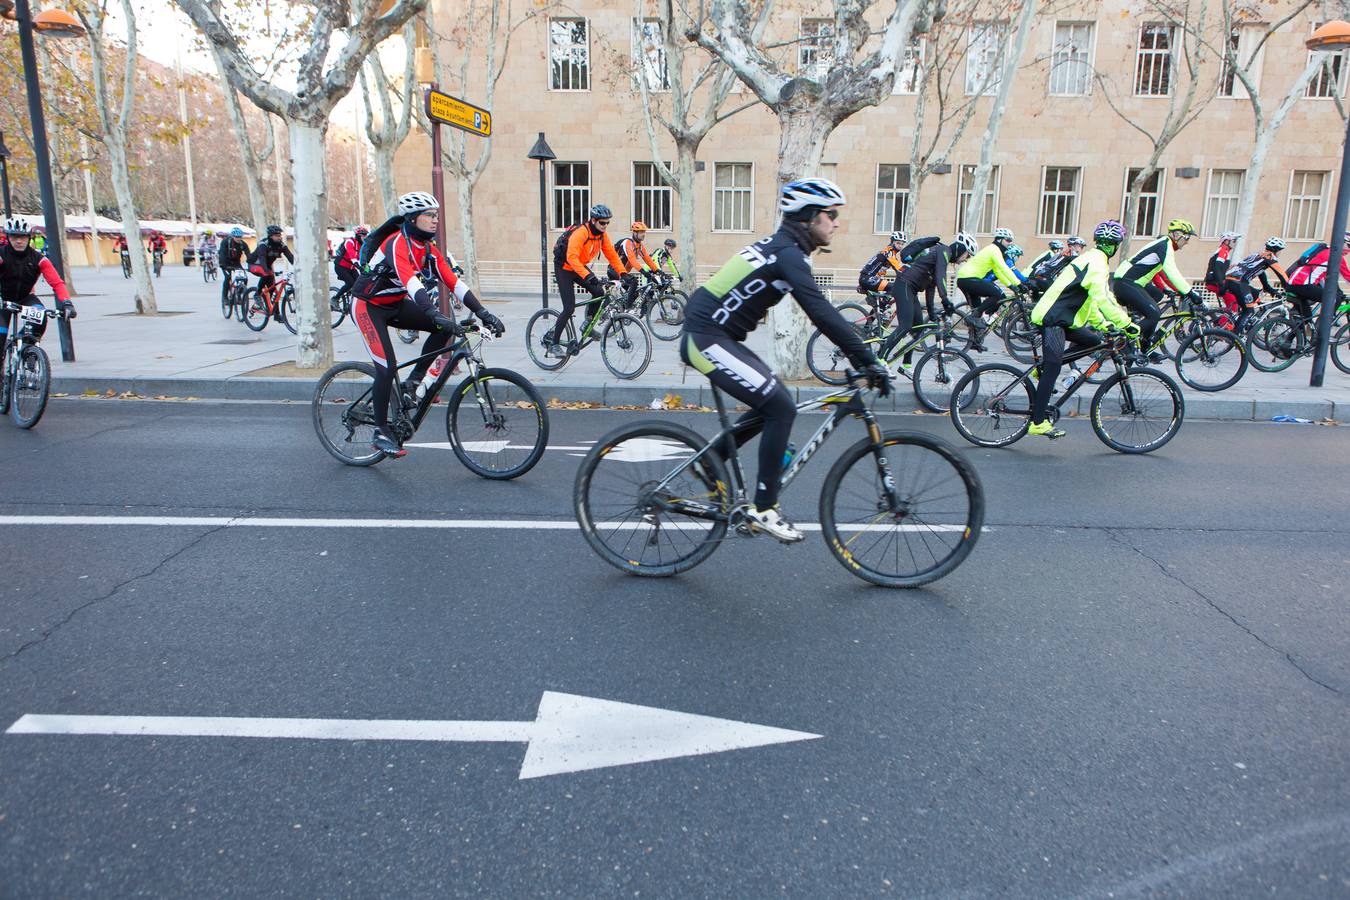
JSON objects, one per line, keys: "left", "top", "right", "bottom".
{"left": 527, "top": 132, "right": 556, "bottom": 310}
{"left": 0, "top": 132, "right": 12, "bottom": 217}
{"left": 1307, "top": 21, "right": 1350, "bottom": 387}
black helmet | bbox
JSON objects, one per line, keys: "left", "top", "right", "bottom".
{"left": 664, "top": 238, "right": 677, "bottom": 249}
{"left": 266, "top": 224, "right": 283, "bottom": 237}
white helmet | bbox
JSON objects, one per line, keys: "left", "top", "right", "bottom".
{"left": 4, "top": 217, "right": 32, "bottom": 236}
{"left": 889, "top": 230, "right": 908, "bottom": 243}
{"left": 397, "top": 191, "right": 439, "bottom": 216}
{"left": 993, "top": 227, "right": 1014, "bottom": 242}
{"left": 1220, "top": 232, "right": 1242, "bottom": 242}
{"left": 779, "top": 177, "right": 847, "bottom": 216}
{"left": 952, "top": 232, "right": 978, "bottom": 257}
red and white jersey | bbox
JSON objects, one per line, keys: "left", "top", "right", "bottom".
{"left": 1289, "top": 247, "right": 1350, "bottom": 287}
{"left": 361, "top": 229, "right": 476, "bottom": 311}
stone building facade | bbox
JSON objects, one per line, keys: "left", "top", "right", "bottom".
{"left": 393, "top": 0, "right": 1348, "bottom": 281}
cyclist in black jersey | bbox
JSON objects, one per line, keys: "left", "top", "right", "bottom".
{"left": 878, "top": 232, "right": 975, "bottom": 363}
{"left": 857, "top": 231, "right": 907, "bottom": 294}
{"left": 1225, "top": 237, "right": 1291, "bottom": 331}
{"left": 681, "top": 177, "right": 891, "bottom": 543}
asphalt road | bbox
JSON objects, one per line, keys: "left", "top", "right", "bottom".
{"left": 1, "top": 398, "right": 1347, "bottom": 898}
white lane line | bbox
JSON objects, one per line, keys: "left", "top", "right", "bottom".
{"left": 0, "top": 515, "right": 983, "bottom": 533}
{"left": 405, "top": 442, "right": 593, "bottom": 452}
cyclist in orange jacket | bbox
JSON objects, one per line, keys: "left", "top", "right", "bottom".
{"left": 547, "top": 203, "right": 628, "bottom": 356}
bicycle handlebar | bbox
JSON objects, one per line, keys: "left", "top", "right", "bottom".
{"left": 1, "top": 302, "right": 71, "bottom": 320}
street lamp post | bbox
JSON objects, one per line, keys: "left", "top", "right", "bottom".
{"left": 527, "top": 133, "right": 556, "bottom": 311}
{"left": 0, "top": 132, "right": 12, "bottom": 217}
{"left": 1308, "top": 21, "right": 1350, "bottom": 388}
{"left": 11, "top": 0, "right": 85, "bottom": 362}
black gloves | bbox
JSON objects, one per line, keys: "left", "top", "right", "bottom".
{"left": 864, "top": 361, "right": 893, "bottom": 397}
{"left": 582, "top": 273, "right": 603, "bottom": 295}
{"left": 57, "top": 300, "right": 76, "bottom": 320}
{"left": 476, "top": 309, "right": 505, "bottom": 337}
{"left": 413, "top": 288, "right": 435, "bottom": 311}
{"left": 429, "top": 310, "right": 461, "bottom": 334}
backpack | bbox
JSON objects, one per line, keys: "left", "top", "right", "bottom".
{"left": 1294, "top": 241, "right": 1328, "bottom": 269}
{"left": 552, "top": 224, "right": 583, "bottom": 269}
{"left": 899, "top": 235, "right": 941, "bottom": 264}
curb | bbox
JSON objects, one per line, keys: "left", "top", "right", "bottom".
{"left": 50, "top": 375, "right": 1343, "bottom": 421}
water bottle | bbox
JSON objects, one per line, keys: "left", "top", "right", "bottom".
{"left": 1060, "top": 371, "right": 1077, "bottom": 392}
{"left": 782, "top": 442, "right": 797, "bottom": 469}
{"left": 415, "top": 357, "right": 447, "bottom": 400}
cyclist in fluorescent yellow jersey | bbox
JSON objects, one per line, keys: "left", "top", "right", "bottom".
{"left": 1027, "top": 220, "right": 1137, "bottom": 439}
{"left": 955, "top": 226, "right": 1020, "bottom": 338}
{"left": 1112, "top": 217, "right": 1197, "bottom": 361}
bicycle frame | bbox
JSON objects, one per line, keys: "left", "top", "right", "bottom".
{"left": 985, "top": 338, "right": 1131, "bottom": 418}
{"left": 343, "top": 325, "right": 491, "bottom": 437}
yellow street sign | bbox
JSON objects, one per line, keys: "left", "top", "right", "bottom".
{"left": 425, "top": 89, "right": 492, "bottom": 138}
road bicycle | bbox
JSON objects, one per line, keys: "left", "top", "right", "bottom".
{"left": 525, "top": 279, "right": 652, "bottom": 379}
{"left": 621, "top": 271, "right": 687, "bottom": 341}
{"left": 573, "top": 372, "right": 985, "bottom": 588}
{"left": 152, "top": 248, "right": 164, "bottom": 278}
{"left": 221, "top": 270, "right": 249, "bottom": 320}
{"left": 807, "top": 315, "right": 976, "bottom": 413}
{"left": 0, "top": 302, "right": 71, "bottom": 429}
{"left": 241, "top": 271, "right": 298, "bottom": 335}
{"left": 119, "top": 250, "right": 131, "bottom": 279}
{"left": 313, "top": 316, "right": 548, "bottom": 478}
{"left": 201, "top": 253, "right": 219, "bottom": 283}
{"left": 949, "top": 332, "right": 1185, "bottom": 454}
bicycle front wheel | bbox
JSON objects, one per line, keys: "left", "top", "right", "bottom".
{"left": 1245, "top": 317, "right": 1300, "bottom": 372}
{"left": 281, "top": 286, "right": 299, "bottom": 336}
{"left": 329, "top": 287, "right": 349, "bottom": 329}
{"left": 949, "top": 363, "right": 1033, "bottom": 448}
{"left": 1332, "top": 321, "right": 1350, "bottom": 375}
{"left": 574, "top": 421, "right": 730, "bottom": 577}
{"left": 1174, "top": 328, "right": 1246, "bottom": 392}
{"left": 10, "top": 345, "right": 50, "bottom": 429}
{"left": 220, "top": 286, "right": 235, "bottom": 319}
{"left": 819, "top": 430, "right": 984, "bottom": 588}
{"left": 1089, "top": 367, "right": 1184, "bottom": 454}
{"left": 912, "top": 348, "right": 975, "bottom": 413}
{"left": 446, "top": 367, "right": 549, "bottom": 480}
{"left": 601, "top": 312, "right": 652, "bottom": 379}
{"left": 1000, "top": 306, "right": 1039, "bottom": 363}
{"left": 242, "top": 289, "right": 269, "bottom": 332}
{"left": 645, "top": 290, "right": 686, "bottom": 341}
{"left": 312, "top": 362, "right": 385, "bottom": 467}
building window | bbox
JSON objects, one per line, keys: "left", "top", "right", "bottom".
{"left": 874, "top": 164, "right": 912, "bottom": 234}
{"left": 957, "top": 164, "right": 1000, "bottom": 235}
{"left": 632, "top": 18, "right": 668, "bottom": 92}
{"left": 552, "top": 161, "right": 590, "bottom": 229}
{"left": 713, "top": 163, "right": 754, "bottom": 232}
{"left": 892, "top": 38, "right": 925, "bottom": 95}
{"left": 1122, "top": 168, "right": 1165, "bottom": 237}
{"left": 1049, "top": 21, "right": 1094, "bottom": 96}
{"left": 549, "top": 18, "right": 589, "bottom": 91}
{"left": 1285, "top": 170, "right": 1329, "bottom": 241}
{"left": 1219, "top": 25, "right": 1265, "bottom": 98}
{"left": 632, "top": 162, "right": 672, "bottom": 230}
{"left": 799, "top": 19, "right": 834, "bottom": 79}
{"left": 1038, "top": 167, "right": 1080, "bottom": 236}
{"left": 1202, "top": 169, "right": 1245, "bottom": 237}
{"left": 1307, "top": 25, "right": 1347, "bottom": 98}
{"left": 1134, "top": 23, "right": 1175, "bottom": 96}
{"left": 966, "top": 22, "right": 1005, "bottom": 95}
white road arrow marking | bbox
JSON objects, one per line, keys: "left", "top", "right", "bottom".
{"left": 6, "top": 692, "right": 821, "bottom": 780}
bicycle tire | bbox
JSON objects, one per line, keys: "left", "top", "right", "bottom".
{"left": 911, "top": 348, "right": 975, "bottom": 413}
{"left": 281, "top": 286, "right": 299, "bottom": 336}
{"left": 1174, "top": 328, "right": 1247, "bottom": 392}
{"left": 949, "top": 363, "right": 1033, "bottom": 448}
{"left": 329, "top": 287, "right": 348, "bottom": 329}
{"left": 525, "top": 308, "right": 571, "bottom": 371}
{"left": 0, "top": 345, "right": 11, "bottom": 415}
{"left": 574, "top": 420, "right": 730, "bottom": 578}
{"left": 1332, "top": 321, "right": 1350, "bottom": 375}
{"left": 446, "top": 367, "right": 549, "bottom": 480}
{"left": 312, "top": 361, "right": 385, "bottom": 466}
{"left": 220, "top": 286, "right": 235, "bottom": 319}
{"left": 242, "top": 289, "right": 269, "bottom": 332}
{"left": 806, "top": 328, "right": 854, "bottom": 386}
{"left": 601, "top": 312, "right": 651, "bottom": 379}
{"left": 819, "top": 430, "right": 984, "bottom": 588}
{"left": 1001, "top": 306, "right": 1039, "bottom": 363}
{"left": 644, "top": 291, "right": 685, "bottom": 341}
{"left": 1245, "top": 316, "right": 1300, "bottom": 372}
{"left": 1089, "top": 367, "right": 1184, "bottom": 454}
{"left": 10, "top": 345, "right": 50, "bottom": 429}
{"left": 234, "top": 284, "right": 248, "bottom": 321}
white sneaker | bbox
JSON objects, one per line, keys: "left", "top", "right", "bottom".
{"left": 746, "top": 506, "right": 805, "bottom": 543}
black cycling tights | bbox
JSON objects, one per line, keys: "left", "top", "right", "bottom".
{"left": 879, "top": 281, "right": 919, "bottom": 361}
{"left": 353, "top": 297, "right": 452, "bottom": 434}
{"left": 1112, "top": 280, "right": 1162, "bottom": 348}
{"left": 682, "top": 331, "right": 796, "bottom": 511}
{"left": 957, "top": 277, "right": 1005, "bottom": 317}
{"left": 1032, "top": 325, "right": 1100, "bottom": 424}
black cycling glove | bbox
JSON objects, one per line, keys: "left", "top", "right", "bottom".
{"left": 57, "top": 300, "right": 76, "bottom": 320}
{"left": 476, "top": 309, "right": 505, "bottom": 337}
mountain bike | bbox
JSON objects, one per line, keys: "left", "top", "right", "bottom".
{"left": 152, "top": 248, "right": 164, "bottom": 278}
{"left": 241, "top": 271, "right": 298, "bottom": 335}
{"left": 807, "top": 315, "right": 975, "bottom": 412}
{"left": 1246, "top": 304, "right": 1336, "bottom": 373}
{"left": 622, "top": 271, "right": 687, "bottom": 341}
{"left": 1147, "top": 293, "right": 1248, "bottom": 392}
{"left": 201, "top": 253, "right": 219, "bottom": 283}
{"left": 0, "top": 302, "right": 71, "bottom": 429}
{"left": 327, "top": 281, "right": 353, "bottom": 329}
{"left": 949, "top": 332, "right": 1184, "bottom": 454}
{"left": 221, "top": 270, "right": 249, "bottom": 320}
{"left": 952, "top": 287, "right": 1038, "bottom": 361}
{"left": 313, "top": 317, "right": 548, "bottom": 478}
{"left": 525, "top": 279, "right": 652, "bottom": 379}
{"left": 119, "top": 250, "right": 131, "bottom": 279}
{"left": 573, "top": 372, "right": 984, "bottom": 588}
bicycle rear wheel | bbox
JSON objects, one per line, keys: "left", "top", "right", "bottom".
{"left": 949, "top": 363, "right": 1033, "bottom": 448}
{"left": 645, "top": 291, "right": 686, "bottom": 341}
{"left": 281, "top": 286, "right": 299, "bottom": 336}
{"left": 1090, "top": 367, "right": 1184, "bottom": 454}
{"left": 601, "top": 312, "right": 652, "bottom": 379}
{"left": 1245, "top": 317, "right": 1301, "bottom": 372}
{"left": 312, "top": 362, "right": 385, "bottom": 466}
{"left": 329, "top": 286, "right": 349, "bottom": 329}
{"left": 806, "top": 328, "right": 854, "bottom": 386}
{"left": 574, "top": 421, "right": 730, "bottom": 577}
{"left": 820, "top": 430, "right": 983, "bottom": 588}
{"left": 242, "top": 289, "right": 269, "bottom": 332}
{"left": 10, "top": 345, "right": 50, "bottom": 429}
{"left": 220, "top": 286, "right": 235, "bottom": 319}
{"left": 1174, "top": 328, "right": 1246, "bottom": 392}
{"left": 1000, "top": 306, "right": 1039, "bottom": 363}
{"left": 525, "top": 308, "right": 571, "bottom": 371}
{"left": 1332, "top": 321, "right": 1350, "bottom": 375}
{"left": 911, "top": 348, "right": 975, "bottom": 413}
{"left": 446, "top": 367, "right": 549, "bottom": 480}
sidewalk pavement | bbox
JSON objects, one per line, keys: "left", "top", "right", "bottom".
{"left": 38, "top": 265, "right": 1350, "bottom": 421}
